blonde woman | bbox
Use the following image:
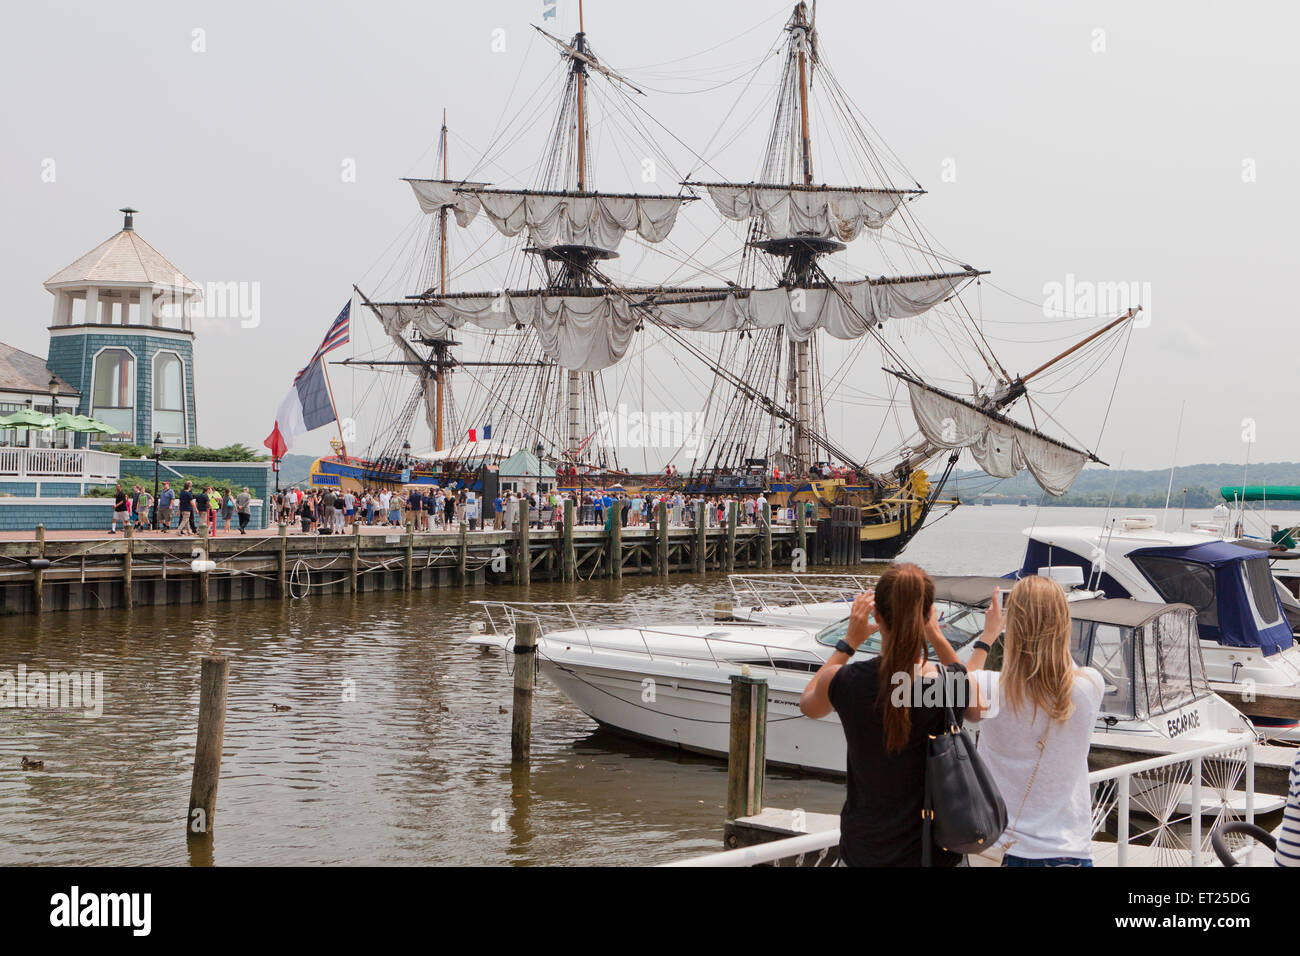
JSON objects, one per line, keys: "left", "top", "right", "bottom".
{"left": 951, "top": 576, "right": 1103, "bottom": 867}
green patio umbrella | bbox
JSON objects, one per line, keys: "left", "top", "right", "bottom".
{"left": 51, "top": 412, "right": 80, "bottom": 431}
{"left": 0, "top": 409, "right": 56, "bottom": 430}
{"left": 73, "top": 416, "right": 119, "bottom": 435}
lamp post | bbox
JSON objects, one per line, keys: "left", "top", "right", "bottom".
{"left": 47, "top": 376, "right": 58, "bottom": 449}
{"left": 152, "top": 431, "right": 163, "bottom": 529}
{"left": 272, "top": 455, "right": 281, "bottom": 494}
{"left": 400, "top": 440, "right": 411, "bottom": 484}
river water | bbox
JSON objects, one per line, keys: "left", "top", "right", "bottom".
{"left": 0, "top": 505, "right": 1217, "bottom": 865}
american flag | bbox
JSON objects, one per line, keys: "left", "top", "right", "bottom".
{"left": 294, "top": 301, "right": 351, "bottom": 382}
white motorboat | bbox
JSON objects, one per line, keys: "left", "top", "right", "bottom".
{"left": 1012, "top": 516, "right": 1300, "bottom": 738}
{"left": 469, "top": 582, "right": 1261, "bottom": 777}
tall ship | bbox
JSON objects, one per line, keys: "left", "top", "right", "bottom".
{"left": 310, "top": 2, "right": 1136, "bottom": 559}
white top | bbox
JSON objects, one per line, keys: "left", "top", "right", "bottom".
{"left": 971, "top": 667, "right": 1104, "bottom": 860}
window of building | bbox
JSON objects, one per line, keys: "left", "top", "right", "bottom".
{"left": 152, "top": 352, "right": 186, "bottom": 445}
{"left": 91, "top": 348, "right": 135, "bottom": 442}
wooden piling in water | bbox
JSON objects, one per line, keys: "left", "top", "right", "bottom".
{"left": 695, "top": 500, "right": 707, "bottom": 572}
{"left": 404, "top": 519, "right": 414, "bottom": 591}
{"left": 726, "top": 674, "right": 768, "bottom": 821}
{"left": 349, "top": 522, "right": 360, "bottom": 592}
{"left": 795, "top": 500, "right": 806, "bottom": 568}
{"left": 458, "top": 521, "right": 468, "bottom": 586}
{"left": 726, "top": 501, "right": 738, "bottom": 572}
{"left": 511, "top": 620, "right": 538, "bottom": 763}
{"left": 761, "top": 503, "right": 772, "bottom": 569}
{"left": 562, "top": 500, "right": 575, "bottom": 582}
{"left": 516, "top": 504, "right": 530, "bottom": 586}
{"left": 277, "top": 522, "right": 288, "bottom": 599}
{"left": 657, "top": 500, "right": 669, "bottom": 576}
{"left": 32, "top": 524, "right": 45, "bottom": 614}
{"left": 609, "top": 505, "right": 622, "bottom": 580}
{"left": 123, "top": 524, "right": 134, "bottom": 609}
{"left": 187, "top": 655, "right": 230, "bottom": 839}
{"left": 197, "top": 520, "right": 210, "bottom": 604}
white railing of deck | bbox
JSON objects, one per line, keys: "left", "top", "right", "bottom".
{"left": 661, "top": 737, "right": 1258, "bottom": 867}
{"left": 0, "top": 447, "right": 119, "bottom": 481}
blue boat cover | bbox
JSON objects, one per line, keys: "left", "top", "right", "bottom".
{"left": 1127, "top": 542, "right": 1293, "bottom": 656}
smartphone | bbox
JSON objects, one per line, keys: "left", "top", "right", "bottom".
{"left": 997, "top": 588, "right": 1010, "bottom": 611}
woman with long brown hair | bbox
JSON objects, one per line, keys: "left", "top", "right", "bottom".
{"left": 957, "top": 575, "right": 1103, "bottom": 867}
{"left": 800, "top": 563, "right": 966, "bottom": 867}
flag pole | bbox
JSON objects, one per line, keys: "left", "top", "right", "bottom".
{"left": 323, "top": 328, "right": 349, "bottom": 461}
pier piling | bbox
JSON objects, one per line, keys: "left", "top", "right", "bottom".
{"left": 609, "top": 507, "right": 622, "bottom": 580}
{"left": 657, "top": 500, "right": 669, "bottom": 576}
{"left": 123, "top": 524, "right": 134, "bottom": 609}
{"left": 562, "top": 500, "right": 575, "bottom": 582}
{"left": 510, "top": 620, "right": 538, "bottom": 763}
{"left": 187, "top": 655, "right": 230, "bottom": 839}
{"left": 695, "top": 501, "right": 707, "bottom": 572}
{"left": 277, "top": 523, "right": 288, "bottom": 599}
{"left": 458, "top": 522, "right": 468, "bottom": 586}
{"left": 197, "top": 520, "right": 210, "bottom": 604}
{"left": 350, "top": 522, "right": 360, "bottom": 592}
{"left": 32, "top": 524, "right": 45, "bottom": 614}
{"left": 726, "top": 502, "right": 738, "bottom": 572}
{"left": 516, "top": 504, "right": 530, "bottom": 587}
{"left": 795, "top": 500, "right": 806, "bottom": 568}
{"left": 761, "top": 503, "right": 772, "bottom": 569}
{"left": 404, "top": 519, "right": 414, "bottom": 591}
{"left": 726, "top": 674, "right": 768, "bottom": 822}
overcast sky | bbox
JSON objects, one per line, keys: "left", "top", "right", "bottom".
{"left": 4, "top": 0, "right": 1296, "bottom": 475}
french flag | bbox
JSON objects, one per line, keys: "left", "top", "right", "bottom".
{"left": 265, "top": 302, "right": 350, "bottom": 458}
{"left": 468, "top": 424, "right": 492, "bottom": 442}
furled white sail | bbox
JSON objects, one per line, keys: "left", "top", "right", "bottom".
{"left": 652, "top": 272, "right": 973, "bottom": 341}
{"left": 695, "top": 183, "right": 919, "bottom": 242}
{"left": 405, "top": 179, "right": 487, "bottom": 227}
{"left": 901, "top": 377, "right": 1089, "bottom": 496}
{"left": 435, "top": 189, "right": 685, "bottom": 251}
{"left": 372, "top": 296, "right": 640, "bottom": 372}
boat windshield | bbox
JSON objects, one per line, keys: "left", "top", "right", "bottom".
{"left": 813, "top": 601, "right": 986, "bottom": 657}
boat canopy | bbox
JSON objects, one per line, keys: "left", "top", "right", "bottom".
{"left": 932, "top": 576, "right": 1010, "bottom": 609}
{"left": 1221, "top": 485, "right": 1300, "bottom": 502}
{"left": 1066, "top": 600, "right": 1209, "bottom": 720}
{"left": 1128, "top": 541, "right": 1293, "bottom": 656}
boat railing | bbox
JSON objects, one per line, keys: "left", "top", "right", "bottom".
{"left": 662, "top": 737, "right": 1258, "bottom": 867}
{"left": 473, "top": 600, "right": 826, "bottom": 674}
{"left": 728, "top": 572, "right": 879, "bottom": 615}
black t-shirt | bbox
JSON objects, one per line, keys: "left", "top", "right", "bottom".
{"left": 827, "top": 657, "right": 964, "bottom": 867}
{"left": 195, "top": 492, "right": 210, "bottom": 512}
{"left": 178, "top": 490, "right": 193, "bottom": 512}
{"left": 114, "top": 491, "right": 128, "bottom": 512}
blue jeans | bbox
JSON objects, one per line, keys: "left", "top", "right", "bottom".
{"left": 1002, "top": 854, "right": 1092, "bottom": 868}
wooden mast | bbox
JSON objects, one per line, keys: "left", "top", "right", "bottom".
{"left": 1020, "top": 307, "right": 1140, "bottom": 385}
{"left": 793, "top": 1, "right": 813, "bottom": 474}
{"left": 566, "top": 0, "right": 587, "bottom": 463}
{"left": 435, "top": 111, "right": 448, "bottom": 452}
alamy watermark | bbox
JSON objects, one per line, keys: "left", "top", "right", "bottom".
{"left": 1042, "top": 273, "right": 1151, "bottom": 326}
{"left": 594, "top": 403, "right": 705, "bottom": 453}
{"left": 0, "top": 665, "right": 104, "bottom": 717}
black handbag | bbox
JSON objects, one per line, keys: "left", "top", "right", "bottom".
{"left": 921, "top": 664, "right": 1008, "bottom": 865}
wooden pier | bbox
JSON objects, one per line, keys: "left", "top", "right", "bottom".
{"left": 0, "top": 516, "right": 821, "bottom": 616}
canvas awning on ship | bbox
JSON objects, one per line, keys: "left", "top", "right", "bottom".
{"left": 367, "top": 269, "right": 977, "bottom": 371}
{"left": 407, "top": 182, "right": 687, "bottom": 251}
{"left": 686, "top": 182, "right": 924, "bottom": 243}
{"left": 893, "top": 371, "right": 1096, "bottom": 497}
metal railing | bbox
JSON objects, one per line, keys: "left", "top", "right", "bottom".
{"left": 728, "top": 572, "right": 880, "bottom": 615}
{"left": 0, "top": 446, "right": 120, "bottom": 481}
{"left": 474, "top": 599, "right": 828, "bottom": 675}
{"left": 662, "top": 737, "right": 1259, "bottom": 867}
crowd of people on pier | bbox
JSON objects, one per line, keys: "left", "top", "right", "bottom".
{"left": 260, "top": 485, "right": 815, "bottom": 535}
{"left": 108, "top": 481, "right": 253, "bottom": 536}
